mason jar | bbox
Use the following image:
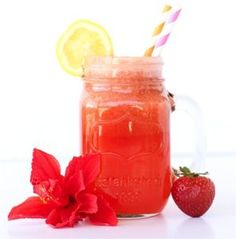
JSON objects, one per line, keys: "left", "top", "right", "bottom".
{"left": 80, "top": 56, "right": 205, "bottom": 218}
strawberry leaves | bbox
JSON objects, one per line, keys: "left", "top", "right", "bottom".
{"left": 173, "top": 166, "right": 208, "bottom": 178}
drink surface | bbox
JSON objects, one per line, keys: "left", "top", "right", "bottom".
{"left": 82, "top": 59, "right": 171, "bottom": 215}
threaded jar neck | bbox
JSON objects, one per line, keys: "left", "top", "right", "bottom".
{"left": 84, "top": 56, "right": 163, "bottom": 85}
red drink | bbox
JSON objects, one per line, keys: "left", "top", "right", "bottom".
{"left": 81, "top": 57, "right": 172, "bottom": 217}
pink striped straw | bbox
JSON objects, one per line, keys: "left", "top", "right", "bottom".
{"left": 144, "top": 4, "right": 182, "bottom": 56}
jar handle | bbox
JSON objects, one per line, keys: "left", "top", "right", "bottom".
{"left": 172, "top": 94, "right": 206, "bottom": 171}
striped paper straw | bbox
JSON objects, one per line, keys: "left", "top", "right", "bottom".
{"left": 144, "top": 3, "right": 181, "bottom": 56}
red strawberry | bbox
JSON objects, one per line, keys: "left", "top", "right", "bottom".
{"left": 171, "top": 166, "right": 215, "bottom": 217}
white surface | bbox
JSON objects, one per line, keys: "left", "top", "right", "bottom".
{"left": 1, "top": 156, "right": 236, "bottom": 239}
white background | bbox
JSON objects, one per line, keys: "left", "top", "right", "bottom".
{"left": 0, "top": 0, "right": 236, "bottom": 162}
{"left": 1, "top": 1, "right": 236, "bottom": 238}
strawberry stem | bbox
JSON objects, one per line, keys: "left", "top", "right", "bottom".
{"left": 173, "top": 166, "right": 208, "bottom": 177}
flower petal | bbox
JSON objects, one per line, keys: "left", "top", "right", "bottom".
{"left": 8, "top": 196, "right": 54, "bottom": 220}
{"left": 89, "top": 197, "right": 118, "bottom": 226}
{"left": 77, "top": 193, "right": 98, "bottom": 214}
{"left": 31, "top": 149, "right": 61, "bottom": 185}
{"left": 46, "top": 203, "right": 81, "bottom": 228}
{"left": 64, "top": 158, "right": 85, "bottom": 195}
{"left": 65, "top": 156, "right": 82, "bottom": 179}
{"left": 65, "top": 171, "right": 85, "bottom": 195}
{"left": 65, "top": 154, "right": 100, "bottom": 188}
{"left": 81, "top": 154, "right": 101, "bottom": 186}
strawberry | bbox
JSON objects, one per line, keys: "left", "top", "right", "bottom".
{"left": 171, "top": 166, "right": 215, "bottom": 217}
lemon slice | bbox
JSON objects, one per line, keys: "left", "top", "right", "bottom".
{"left": 56, "top": 19, "right": 113, "bottom": 77}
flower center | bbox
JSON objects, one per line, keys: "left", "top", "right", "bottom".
{"left": 68, "top": 195, "right": 76, "bottom": 204}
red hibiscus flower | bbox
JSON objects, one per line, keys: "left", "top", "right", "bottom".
{"left": 8, "top": 149, "right": 117, "bottom": 228}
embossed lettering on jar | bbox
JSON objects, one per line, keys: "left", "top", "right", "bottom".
{"left": 81, "top": 57, "right": 172, "bottom": 218}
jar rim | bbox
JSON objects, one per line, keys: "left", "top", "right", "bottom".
{"left": 84, "top": 56, "right": 163, "bottom": 67}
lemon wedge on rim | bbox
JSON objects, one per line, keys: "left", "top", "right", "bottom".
{"left": 56, "top": 19, "right": 113, "bottom": 77}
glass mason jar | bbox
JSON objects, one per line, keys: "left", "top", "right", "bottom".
{"left": 80, "top": 56, "right": 205, "bottom": 218}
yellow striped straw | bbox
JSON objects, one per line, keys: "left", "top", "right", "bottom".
{"left": 144, "top": 4, "right": 172, "bottom": 56}
{"left": 144, "top": 3, "right": 181, "bottom": 56}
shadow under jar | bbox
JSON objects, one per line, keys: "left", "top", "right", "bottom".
{"left": 81, "top": 56, "right": 172, "bottom": 218}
